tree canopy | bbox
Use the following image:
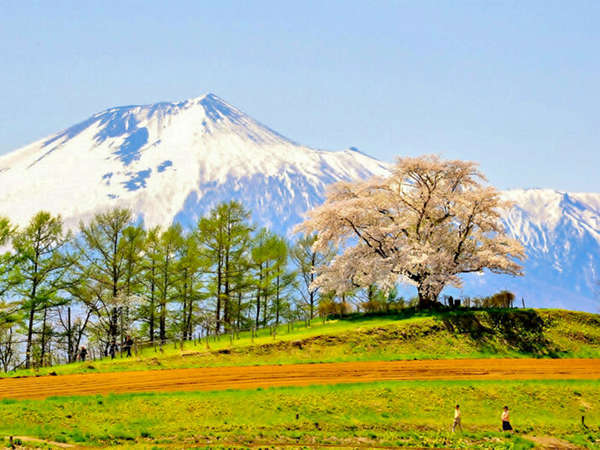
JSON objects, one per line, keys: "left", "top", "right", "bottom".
{"left": 299, "top": 155, "right": 525, "bottom": 307}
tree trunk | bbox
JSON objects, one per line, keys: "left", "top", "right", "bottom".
{"left": 25, "top": 259, "right": 40, "bottom": 369}
{"left": 255, "top": 263, "right": 262, "bottom": 328}
{"left": 67, "top": 307, "right": 73, "bottom": 363}
{"left": 40, "top": 305, "right": 48, "bottom": 367}
{"left": 182, "top": 269, "right": 189, "bottom": 340}
{"left": 224, "top": 247, "right": 230, "bottom": 331}
{"left": 25, "top": 301, "right": 36, "bottom": 369}
{"left": 160, "top": 300, "right": 166, "bottom": 344}
{"left": 149, "top": 270, "right": 155, "bottom": 344}
{"left": 237, "top": 291, "right": 242, "bottom": 330}
{"left": 184, "top": 273, "right": 193, "bottom": 341}
{"left": 275, "top": 274, "right": 280, "bottom": 326}
{"left": 416, "top": 283, "right": 442, "bottom": 309}
{"left": 216, "top": 256, "right": 222, "bottom": 334}
{"left": 109, "top": 306, "right": 119, "bottom": 353}
{"left": 262, "top": 262, "right": 269, "bottom": 327}
{"left": 255, "top": 288, "right": 261, "bottom": 329}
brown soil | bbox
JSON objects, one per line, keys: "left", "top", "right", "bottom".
{"left": 524, "top": 434, "right": 583, "bottom": 449}
{"left": 0, "top": 358, "right": 598, "bottom": 400}
{"left": 5, "top": 435, "right": 75, "bottom": 448}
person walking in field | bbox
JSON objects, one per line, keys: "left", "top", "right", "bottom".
{"left": 124, "top": 335, "right": 134, "bottom": 357}
{"left": 501, "top": 406, "right": 513, "bottom": 432}
{"left": 79, "top": 346, "right": 87, "bottom": 362}
{"left": 452, "top": 404, "right": 463, "bottom": 432}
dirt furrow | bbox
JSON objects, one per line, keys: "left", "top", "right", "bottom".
{"left": 0, "top": 358, "right": 598, "bottom": 400}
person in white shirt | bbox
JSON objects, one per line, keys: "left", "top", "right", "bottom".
{"left": 501, "top": 406, "right": 513, "bottom": 432}
{"left": 452, "top": 404, "right": 463, "bottom": 432}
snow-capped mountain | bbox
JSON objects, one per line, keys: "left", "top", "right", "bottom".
{"left": 490, "top": 189, "right": 600, "bottom": 311}
{"left": 0, "top": 93, "right": 388, "bottom": 232}
{"left": 0, "top": 94, "right": 598, "bottom": 311}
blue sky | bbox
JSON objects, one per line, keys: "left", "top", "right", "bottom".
{"left": 1, "top": 1, "right": 598, "bottom": 192}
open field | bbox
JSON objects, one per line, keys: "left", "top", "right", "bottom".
{"left": 6, "top": 309, "right": 600, "bottom": 378}
{"left": 1, "top": 358, "right": 599, "bottom": 400}
{"left": 1, "top": 380, "right": 599, "bottom": 448}
{"left": 2, "top": 309, "right": 598, "bottom": 448}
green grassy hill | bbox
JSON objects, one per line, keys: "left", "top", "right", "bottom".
{"left": 9, "top": 308, "right": 600, "bottom": 378}
{"left": 2, "top": 308, "right": 600, "bottom": 448}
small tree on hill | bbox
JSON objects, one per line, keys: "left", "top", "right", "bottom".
{"left": 291, "top": 234, "right": 336, "bottom": 321}
{"left": 299, "top": 155, "right": 525, "bottom": 308}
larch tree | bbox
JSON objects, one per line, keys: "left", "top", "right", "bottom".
{"left": 118, "top": 225, "right": 146, "bottom": 346}
{"left": 219, "top": 201, "right": 253, "bottom": 331}
{"left": 156, "top": 224, "right": 184, "bottom": 343}
{"left": 197, "top": 201, "right": 253, "bottom": 333}
{"left": 290, "top": 233, "right": 336, "bottom": 320}
{"left": 0, "top": 217, "right": 17, "bottom": 300}
{"left": 250, "top": 229, "right": 288, "bottom": 327}
{"left": 299, "top": 155, "right": 525, "bottom": 308}
{"left": 12, "top": 211, "right": 71, "bottom": 368}
{"left": 140, "top": 226, "right": 161, "bottom": 343}
{"left": 268, "top": 237, "right": 294, "bottom": 327}
{"left": 0, "top": 217, "right": 19, "bottom": 372}
{"left": 176, "top": 233, "right": 205, "bottom": 340}
{"left": 0, "top": 217, "right": 13, "bottom": 248}
{"left": 76, "top": 208, "right": 135, "bottom": 355}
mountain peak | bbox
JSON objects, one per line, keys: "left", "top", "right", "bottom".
{"left": 187, "top": 92, "right": 227, "bottom": 106}
{"left": 0, "top": 92, "right": 389, "bottom": 233}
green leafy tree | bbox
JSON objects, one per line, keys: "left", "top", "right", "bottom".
{"left": 197, "top": 201, "right": 253, "bottom": 333}
{"left": 156, "top": 224, "right": 184, "bottom": 343}
{"left": 117, "top": 224, "right": 146, "bottom": 349}
{"left": 0, "top": 217, "right": 20, "bottom": 371}
{"left": 139, "top": 226, "right": 161, "bottom": 343}
{"left": 176, "top": 233, "right": 207, "bottom": 340}
{"left": 76, "top": 208, "right": 135, "bottom": 356}
{"left": 0, "top": 217, "right": 17, "bottom": 301}
{"left": 251, "top": 229, "right": 288, "bottom": 327}
{"left": 290, "top": 234, "right": 336, "bottom": 320}
{"left": 12, "top": 212, "right": 71, "bottom": 368}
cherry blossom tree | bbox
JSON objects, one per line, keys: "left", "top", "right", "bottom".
{"left": 298, "top": 155, "right": 525, "bottom": 308}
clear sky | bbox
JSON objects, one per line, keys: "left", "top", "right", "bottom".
{"left": 1, "top": 1, "right": 598, "bottom": 192}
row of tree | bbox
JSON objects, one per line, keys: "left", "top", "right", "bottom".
{"left": 0, "top": 202, "right": 346, "bottom": 371}
{"left": 0, "top": 155, "right": 527, "bottom": 371}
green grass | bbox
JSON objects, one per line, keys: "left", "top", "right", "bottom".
{"left": 1, "top": 380, "right": 598, "bottom": 448}
{"left": 7, "top": 308, "right": 600, "bottom": 378}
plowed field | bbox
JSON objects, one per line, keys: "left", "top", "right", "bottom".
{"left": 1, "top": 358, "right": 598, "bottom": 400}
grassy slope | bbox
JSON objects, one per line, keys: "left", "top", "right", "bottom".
{"left": 10, "top": 308, "right": 599, "bottom": 378}
{"left": 1, "top": 380, "right": 598, "bottom": 448}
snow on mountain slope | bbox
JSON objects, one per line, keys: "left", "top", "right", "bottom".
{"left": 496, "top": 189, "right": 600, "bottom": 310}
{"left": 0, "top": 93, "right": 388, "bottom": 231}
{"left": 0, "top": 94, "right": 598, "bottom": 311}
{"left": 457, "top": 189, "right": 600, "bottom": 311}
